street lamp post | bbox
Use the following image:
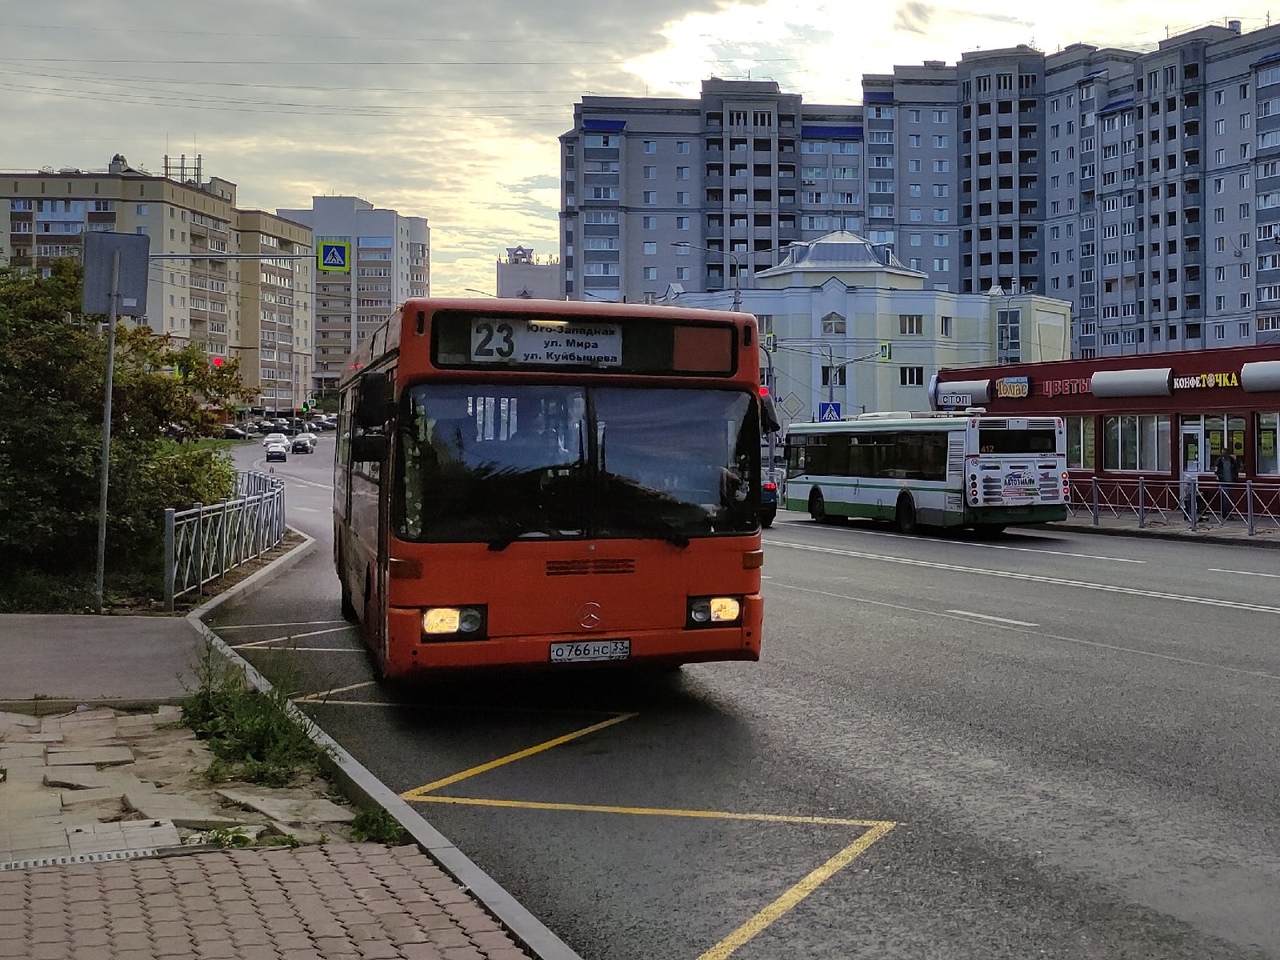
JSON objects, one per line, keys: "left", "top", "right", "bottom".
{"left": 671, "top": 242, "right": 743, "bottom": 312}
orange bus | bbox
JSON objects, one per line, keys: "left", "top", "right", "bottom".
{"left": 333, "top": 297, "right": 778, "bottom": 678}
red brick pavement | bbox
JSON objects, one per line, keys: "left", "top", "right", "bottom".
{"left": 0, "top": 843, "right": 533, "bottom": 960}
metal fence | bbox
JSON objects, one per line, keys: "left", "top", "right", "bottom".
{"left": 163, "top": 471, "right": 287, "bottom": 610}
{"left": 1067, "top": 476, "right": 1280, "bottom": 536}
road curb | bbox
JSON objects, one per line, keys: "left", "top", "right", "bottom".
{"left": 187, "top": 528, "right": 584, "bottom": 960}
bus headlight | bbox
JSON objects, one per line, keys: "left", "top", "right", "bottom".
{"left": 687, "top": 596, "right": 742, "bottom": 627}
{"left": 422, "top": 606, "right": 487, "bottom": 637}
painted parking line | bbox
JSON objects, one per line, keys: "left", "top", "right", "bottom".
{"left": 402, "top": 713, "right": 637, "bottom": 799}
{"left": 229, "top": 625, "right": 356, "bottom": 649}
{"left": 1209, "top": 568, "right": 1280, "bottom": 579}
{"left": 401, "top": 714, "right": 897, "bottom": 960}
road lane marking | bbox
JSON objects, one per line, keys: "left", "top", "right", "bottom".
{"left": 217, "top": 620, "right": 350, "bottom": 630}
{"left": 945, "top": 610, "right": 1038, "bottom": 627}
{"left": 1209, "top": 568, "right": 1280, "bottom": 579}
{"left": 768, "top": 528, "right": 1144, "bottom": 563}
{"left": 230, "top": 625, "right": 354, "bottom": 649}
{"left": 401, "top": 713, "right": 638, "bottom": 799}
{"left": 698, "top": 822, "right": 897, "bottom": 960}
{"left": 294, "top": 681, "right": 379, "bottom": 703}
{"left": 770, "top": 581, "right": 1280, "bottom": 682}
{"left": 767, "top": 540, "right": 1280, "bottom": 615}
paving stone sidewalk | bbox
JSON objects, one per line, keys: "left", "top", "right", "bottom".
{"left": 0, "top": 704, "right": 535, "bottom": 960}
{"left": 0, "top": 843, "right": 531, "bottom": 960}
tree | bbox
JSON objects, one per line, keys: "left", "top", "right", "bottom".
{"left": 0, "top": 259, "right": 242, "bottom": 594}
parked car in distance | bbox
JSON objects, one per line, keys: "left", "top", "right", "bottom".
{"left": 264, "top": 442, "right": 288, "bottom": 463}
{"left": 222, "top": 424, "right": 248, "bottom": 440}
{"left": 760, "top": 479, "right": 778, "bottom": 528}
{"left": 308, "top": 419, "right": 334, "bottom": 431}
{"left": 261, "top": 432, "right": 288, "bottom": 449}
{"left": 291, "top": 432, "right": 317, "bottom": 454}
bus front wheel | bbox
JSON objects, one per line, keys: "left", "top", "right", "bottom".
{"left": 895, "top": 495, "right": 917, "bottom": 535}
{"left": 340, "top": 573, "right": 359, "bottom": 623}
{"left": 808, "top": 490, "right": 826, "bottom": 522}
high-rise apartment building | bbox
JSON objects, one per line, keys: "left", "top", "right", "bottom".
{"left": 1, "top": 154, "right": 313, "bottom": 415}
{"left": 559, "top": 20, "right": 1280, "bottom": 359}
{"left": 277, "top": 197, "right": 429, "bottom": 397}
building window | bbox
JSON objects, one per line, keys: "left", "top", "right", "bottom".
{"left": 900, "top": 367, "right": 925, "bottom": 387}
{"left": 643, "top": 191, "right": 657, "bottom": 204}
{"left": 940, "top": 316, "right": 953, "bottom": 337}
{"left": 643, "top": 141, "right": 656, "bottom": 153}
{"left": 821, "top": 312, "right": 847, "bottom": 334}
{"left": 899, "top": 314, "right": 923, "bottom": 335}
{"left": 821, "top": 366, "right": 847, "bottom": 387}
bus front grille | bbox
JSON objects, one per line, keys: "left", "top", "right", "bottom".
{"left": 546, "top": 559, "right": 637, "bottom": 577}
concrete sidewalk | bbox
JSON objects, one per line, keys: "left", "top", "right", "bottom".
{"left": 0, "top": 541, "right": 579, "bottom": 960}
{"left": 1043, "top": 510, "right": 1280, "bottom": 547}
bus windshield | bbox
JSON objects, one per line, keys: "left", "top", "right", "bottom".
{"left": 395, "top": 384, "right": 758, "bottom": 547}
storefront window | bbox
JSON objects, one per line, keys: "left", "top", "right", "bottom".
{"left": 1104, "top": 414, "right": 1170, "bottom": 472}
{"left": 1206, "top": 414, "right": 1224, "bottom": 459}
{"left": 1258, "top": 412, "right": 1278, "bottom": 475}
{"left": 1065, "top": 416, "right": 1095, "bottom": 469}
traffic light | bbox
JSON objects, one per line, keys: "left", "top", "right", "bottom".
{"left": 301, "top": 399, "right": 312, "bottom": 414}
{"left": 758, "top": 384, "right": 782, "bottom": 434}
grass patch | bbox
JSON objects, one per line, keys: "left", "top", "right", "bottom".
{"left": 182, "top": 646, "right": 329, "bottom": 788}
{"left": 350, "top": 808, "right": 409, "bottom": 845}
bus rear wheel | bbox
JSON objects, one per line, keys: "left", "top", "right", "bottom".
{"left": 895, "top": 495, "right": 917, "bottom": 535}
{"left": 808, "top": 490, "right": 826, "bottom": 522}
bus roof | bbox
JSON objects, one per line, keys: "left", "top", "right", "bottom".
{"left": 787, "top": 414, "right": 974, "bottom": 435}
{"left": 340, "top": 297, "right": 760, "bottom": 387}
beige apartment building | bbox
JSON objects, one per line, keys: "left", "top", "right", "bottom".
{"left": 1, "top": 154, "right": 313, "bottom": 415}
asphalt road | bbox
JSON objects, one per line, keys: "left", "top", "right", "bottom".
{"left": 217, "top": 438, "right": 1280, "bottom": 960}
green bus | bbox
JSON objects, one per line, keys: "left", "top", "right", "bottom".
{"left": 783, "top": 412, "right": 1069, "bottom": 533}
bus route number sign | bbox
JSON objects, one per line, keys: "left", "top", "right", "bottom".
{"left": 471, "top": 318, "right": 622, "bottom": 368}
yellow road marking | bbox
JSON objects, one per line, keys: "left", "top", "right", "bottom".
{"left": 401, "top": 712, "right": 637, "bottom": 799}
{"left": 697, "top": 821, "right": 895, "bottom": 959}
{"left": 410, "top": 795, "right": 886, "bottom": 828}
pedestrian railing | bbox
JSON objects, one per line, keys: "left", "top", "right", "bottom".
{"left": 1067, "top": 476, "right": 1280, "bottom": 536}
{"left": 163, "top": 472, "right": 287, "bottom": 610}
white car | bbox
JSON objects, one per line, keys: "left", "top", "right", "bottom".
{"left": 261, "top": 432, "right": 288, "bottom": 448}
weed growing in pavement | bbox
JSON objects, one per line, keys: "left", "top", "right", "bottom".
{"left": 182, "top": 645, "right": 330, "bottom": 788}
{"left": 350, "top": 808, "right": 409, "bottom": 845}
{"left": 202, "top": 827, "right": 303, "bottom": 849}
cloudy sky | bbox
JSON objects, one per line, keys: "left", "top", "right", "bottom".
{"left": 2, "top": 1, "right": 1276, "bottom": 295}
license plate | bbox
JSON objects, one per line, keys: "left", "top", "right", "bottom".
{"left": 549, "top": 639, "right": 631, "bottom": 663}
{"left": 1005, "top": 506, "right": 1031, "bottom": 515}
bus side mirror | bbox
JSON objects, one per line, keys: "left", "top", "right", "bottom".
{"left": 759, "top": 392, "right": 782, "bottom": 434}
{"left": 352, "top": 434, "right": 389, "bottom": 463}
{"left": 356, "top": 372, "right": 395, "bottom": 428}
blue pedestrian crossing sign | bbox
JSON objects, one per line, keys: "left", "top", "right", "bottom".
{"left": 318, "top": 241, "right": 351, "bottom": 273}
{"left": 819, "top": 401, "right": 842, "bottom": 422}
